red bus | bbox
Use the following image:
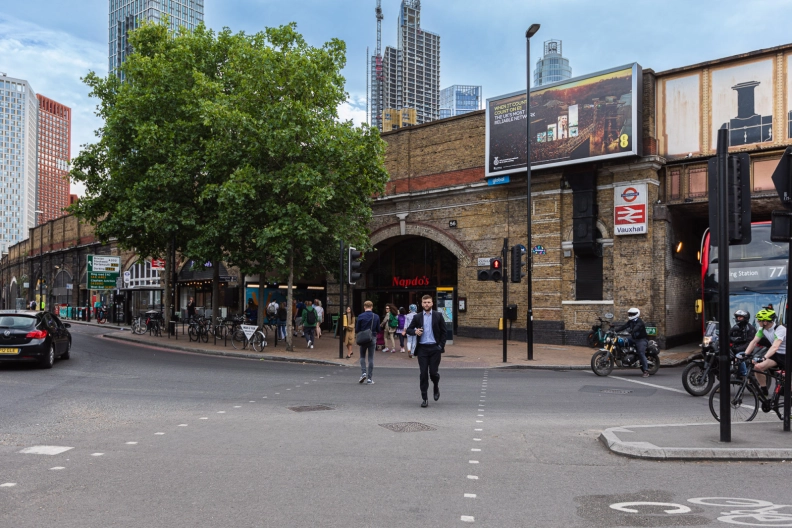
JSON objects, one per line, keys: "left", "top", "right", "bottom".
{"left": 700, "top": 222, "right": 788, "bottom": 329}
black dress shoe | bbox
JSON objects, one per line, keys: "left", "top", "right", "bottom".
{"left": 421, "top": 400, "right": 428, "bottom": 408}
{"left": 433, "top": 386, "right": 440, "bottom": 401}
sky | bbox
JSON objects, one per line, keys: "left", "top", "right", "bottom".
{"left": 2, "top": 0, "right": 792, "bottom": 195}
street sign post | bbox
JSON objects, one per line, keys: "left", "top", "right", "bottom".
{"left": 87, "top": 255, "right": 121, "bottom": 290}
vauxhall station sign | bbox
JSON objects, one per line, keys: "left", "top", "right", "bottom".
{"left": 613, "top": 183, "right": 648, "bottom": 235}
{"left": 87, "top": 255, "right": 121, "bottom": 289}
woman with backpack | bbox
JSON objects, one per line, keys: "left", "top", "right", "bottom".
{"left": 380, "top": 304, "right": 398, "bottom": 353}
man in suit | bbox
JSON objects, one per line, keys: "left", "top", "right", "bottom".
{"left": 405, "top": 294, "right": 447, "bottom": 408}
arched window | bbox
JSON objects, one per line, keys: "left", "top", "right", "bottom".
{"left": 127, "top": 261, "right": 161, "bottom": 288}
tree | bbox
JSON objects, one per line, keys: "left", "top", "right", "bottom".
{"left": 206, "top": 24, "right": 388, "bottom": 350}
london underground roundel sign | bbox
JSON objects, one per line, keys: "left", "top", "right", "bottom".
{"left": 620, "top": 187, "right": 640, "bottom": 202}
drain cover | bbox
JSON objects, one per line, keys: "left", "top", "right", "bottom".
{"left": 379, "top": 422, "right": 436, "bottom": 433}
{"left": 600, "top": 388, "right": 633, "bottom": 395}
{"left": 288, "top": 405, "right": 334, "bottom": 412}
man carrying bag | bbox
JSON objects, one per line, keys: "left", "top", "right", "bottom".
{"left": 355, "top": 301, "right": 380, "bottom": 385}
{"left": 405, "top": 295, "right": 447, "bottom": 407}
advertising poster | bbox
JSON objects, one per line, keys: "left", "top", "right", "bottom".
{"left": 486, "top": 64, "right": 642, "bottom": 176}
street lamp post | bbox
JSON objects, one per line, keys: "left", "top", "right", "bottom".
{"left": 525, "top": 24, "right": 540, "bottom": 361}
{"left": 34, "top": 210, "right": 43, "bottom": 310}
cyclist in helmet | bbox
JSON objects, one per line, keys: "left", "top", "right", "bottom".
{"left": 614, "top": 307, "right": 650, "bottom": 377}
{"left": 744, "top": 308, "right": 786, "bottom": 395}
{"left": 731, "top": 309, "right": 756, "bottom": 377}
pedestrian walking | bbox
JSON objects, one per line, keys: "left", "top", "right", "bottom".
{"left": 381, "top": 304, "right": 398, "bottom": 353}
{"left": 277, "top": 302, "right": 288, "bottom": 341}
{"left": 355, "top": 301, "right": 380, "bottom": 384}
{"left": 29, "top": 299, "right": 36, "bottom": 310}
{"left": 295, "top": 299, "right": 305, "bottom": 337}
{"left": 405, "top": 295, "right": 447, "bottom": 407}
{"left": 314, "top": 300, "right": 324, "bottom": 338}
{"left": 404, "top": 304, "right": 418, "bottom": 358}
{"left": 396, "top": 307, "right": 407, "bottom": 353}
{"left": 344, "top": 306, "right": 356, "bottom": 358}
{"left": 187, "top": 297, "right": 196, "bottom": 320}
{"left": 301, "top": 300, "right": 318, "bottom": 348}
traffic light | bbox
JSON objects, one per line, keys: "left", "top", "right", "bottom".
{"left": 510, "top": 245, "right": 526, "bottom": 283}
{"left": 707, "top": 152, "right": 751, "bottom": 246}
{"left": 348, "top": 247, "right": 362, "bottom": 285}
{"left": 477, "top": 257, "right": 503, "bottom": 282}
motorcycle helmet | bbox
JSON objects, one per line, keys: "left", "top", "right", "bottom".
{"left": 627, "top": 308, "right": 640, "bottom": 321}
{"left": 734, "top": 309, "right": 749, "bottom": 323}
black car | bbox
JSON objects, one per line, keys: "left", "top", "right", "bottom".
{"left": 0, "top": 310, "right": 72, "bottom": 368}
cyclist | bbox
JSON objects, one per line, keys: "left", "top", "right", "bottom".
{"left": 614, "top": 307, "right": 650, "bottom": 377}
{"left": 731, "top": 309, "right": 756, "bottom": 377}
{"left": 743, "top": 308, "right": 786, "bottom": 396}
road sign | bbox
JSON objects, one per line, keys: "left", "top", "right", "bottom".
{"left": 150, "top": 259, "right": 165, "bottom": 270}
{"left": 477, "top": 258, "right": 492, "bottom": 267}
{"left": 614, "top": 183, "right": 647, "bottom": 235}
{"left": 241, "top": 325, "right": 257, "bottom": 340}
{"left": 123, "top": 271, "right": 131, "bottom": 282}
{"left": 87, "top": 255, "right": 121, "bottom": 289}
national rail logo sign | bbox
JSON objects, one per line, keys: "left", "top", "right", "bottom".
{"left": 614, "top": 183, "right": 647, "bottom": 235}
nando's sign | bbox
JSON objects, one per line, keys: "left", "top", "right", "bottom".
{"left": 392, "top": 276, "right": 431, "bottom": 288}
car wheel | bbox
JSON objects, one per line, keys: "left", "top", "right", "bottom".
{"left": 39, "top": 344, "right": 55, "bottom": 369}
{"left": 61, "top": 340, "right": 71, "bottom": 360}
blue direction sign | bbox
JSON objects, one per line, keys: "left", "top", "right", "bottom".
{"left": 487, "top": 175, "right": 510, "bottom": 186}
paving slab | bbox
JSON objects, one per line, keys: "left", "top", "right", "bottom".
{"left": 600, "top": 421, "right": 792, "bottom": 460}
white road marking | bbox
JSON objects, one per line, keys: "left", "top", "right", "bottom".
{"left": 155, "top": 433, "right": 165, "bottom": 435}
{"left": 304, "top": 382, "right": 309, "bottom": 384}
{"left": 469, "top": 460, "right": 479, "bottom": 464}
{"left": 477, "top": 414, "right": 484, "bottom": 417}
{"left": 473, "top": 438, "right": 481, "bottom": 442}
{"left": 1, "top": 483, "right": 17, "bottom": 487}
{"left": 476, "top": 421, "right": 483, "bottom": 423}
{"left": 464, "top": 494, "right": 476, "bottom": 498}
{"left": 91, "top": 453, "right": 104, "bottom": 457}
{"left": 19, "top": 446, "right": 74, "bottom": 456}
{"left": 475, "top": 429, "right": 482, "bottom": 431}
{"left": 125, "top": 442, "right": 138, "bottom": 445}
{"left": 587, "top": 371, "right": 688, "bottom": 395}
{"left": 286, "top": 389, "right": 291, "bottom": 391}
{"left": 275, "top": 393, "right": 280, "bottom": 395}
{"left": 319, "top": 377, "right": 324, "bottom": 379}
{"left": 50, "top": 467, "right": 65, "bottom": 471}
{"left": 461, "top": 516, "right": 475, "bottom": 522}
{"left": 467, "top": 475, "right": 479, "bottom": 480}
{"left": 234, "top": 406, "right": 241, "bottom": 408}
{"left": 610, "top": 502, "right": 691, "bottom": 514}
{"left": 200, "top": 417, "right": 208, "bottom": 420}
{"left": 249, "top": 401, "right": 255, "bottom": 403}
{"left": 471, "top": 448, "right": 481, "bottom": 452}
{"left": 217, "top": 411, "right": 226, "bottom": 414}
{"left": 178, "top": 424, "right": 188, "bottom": 426}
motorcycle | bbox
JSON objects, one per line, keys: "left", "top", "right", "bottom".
{"left": 590, "top": 330, "right": 660, "bottom": 376}
{"left": 586, "top": 313, "right": 613, "bottom": 348}
{"left": 681, "top": 321, "right": 719, "bottom": 396}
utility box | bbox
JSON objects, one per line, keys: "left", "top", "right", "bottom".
{"left": 506, "top": 304, "right": 517, "bottom": 321}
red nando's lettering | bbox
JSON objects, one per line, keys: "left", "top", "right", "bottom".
{"left": 392, "top": 276, "right": 431, "bottom": 288}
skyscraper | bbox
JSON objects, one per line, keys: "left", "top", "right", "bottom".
{"left": 375, "top": 0, "right": 440, "bottom": 130}
{"left": 440, "top": 85, "right": 482, "bottom": 119}
{"left": 109, "top": 0, "right": 205, "bottom": 75}
{"left": 36, "top": 95, "right": 71, "bottom": 225}
{"left": 534, "top": 39, "right": 572, "bottom": 87}
{"left": 0, "top": 74, "right": 38, "bottom": 255}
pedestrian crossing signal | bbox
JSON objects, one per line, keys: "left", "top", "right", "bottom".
{"left": 477, "top": 257, "right": 503, "bottom": 282}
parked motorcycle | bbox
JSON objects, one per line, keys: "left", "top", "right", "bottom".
{"left": 681, "top": 321, "right": 719, "bottom": 396}
{"left": 586, "top": 313, "right": 614, "bottom": 348}
{"left": 590, "top": 330, "right": 660, "bottom": 376}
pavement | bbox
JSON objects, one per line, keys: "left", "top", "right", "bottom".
{"left": 65, "top": 318, "right": 700, "bottom": 370}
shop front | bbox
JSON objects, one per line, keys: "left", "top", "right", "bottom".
{"left": 178, "top": 260, "right": 239, "bottom": 318}
{"left": 355, "top": 236, "right": 458, "bottom": 334}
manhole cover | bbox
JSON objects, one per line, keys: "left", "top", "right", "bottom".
{"left": 600, "top": 389, "right": 633, "bottom": 395}
{"left": 444, "top": 355, "right": 464, "bottom": 358}
{"left": 379, "top": 422, "right": 436, "bottom": 433}
{"left": 288, "top": 405, "right": 334, "bottom": 412}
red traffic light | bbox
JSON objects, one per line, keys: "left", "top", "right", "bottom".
{"left": 492, "top": 259, "right": 501, "bottom": 269}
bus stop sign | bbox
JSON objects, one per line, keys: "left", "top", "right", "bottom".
{"left": 771, "top": 146, "right": 792, "bottom": 209}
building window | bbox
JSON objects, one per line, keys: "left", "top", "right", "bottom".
{"left": 575, "top": 254, "right": 603, "bottom": 301}
{"left": 688, "top": 167, "right": 707, "bottom": 198}
{"left": 753, "top": 158, "right": 780, "bottom": 192}
{"left": 669, "top": 169, "right": 681, "bottom": 200}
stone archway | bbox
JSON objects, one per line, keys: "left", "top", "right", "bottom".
{"left": 370, "top": 222, "right": 473, "bottom": 267}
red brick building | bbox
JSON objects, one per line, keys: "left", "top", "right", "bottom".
{"left": 36, "top": 95, "right": 71, "bottom": 225}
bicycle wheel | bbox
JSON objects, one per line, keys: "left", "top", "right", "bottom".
{"left": 591, "top": 350, "right": 614, "bottom": 376}
{"left": 251, "top": 332, "right": 266, "bottom": 352}
{"left": 232, "top": 329, "right": 246, "bottom": 350}
{"left": 709, "top": 380, "right": 759, "bottom": 422}
{"left": 200, "top": 327, "right": 209, "bottom": 343}
{"left": 772, "top": 376, "right": 787, "bottom": 421}
{"left": 214, "top": 325, "right": 226, "bottom": 339}
{"left": 188, "top": 326, "right": 198, "bottom": 342}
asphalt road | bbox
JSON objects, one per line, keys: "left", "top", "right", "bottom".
{"left": 1, "top": 324, "right": 790, "bottom": 527}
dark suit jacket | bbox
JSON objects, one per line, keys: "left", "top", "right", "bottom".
{"left": 405, "top": 310, "right": 447, "bottom": 351}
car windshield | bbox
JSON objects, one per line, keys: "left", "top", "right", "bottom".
{"left": 0, "top": 316, "right": 37, "bottom": 329}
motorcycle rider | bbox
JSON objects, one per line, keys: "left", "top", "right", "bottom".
{"left": 730, "top": 309, "right": 756, "bottom": 377}
{"left": 743, "top": 308, "right": 786, "bottom": 396}
{"left": 614, "top": 307, "right": 650, "bottom": 377}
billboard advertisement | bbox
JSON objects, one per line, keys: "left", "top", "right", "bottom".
{"left": 485, "top": 63, "right": 642, "bottom": 176}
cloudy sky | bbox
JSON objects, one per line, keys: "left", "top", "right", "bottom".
{"left": 2, "top": 0, "right": 792, "bottom": 194}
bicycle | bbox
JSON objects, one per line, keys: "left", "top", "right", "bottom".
{"left": 96, "top": 306, "right": 107, "bottom": 324}
{"left": 145, "top": 310, "right": 165, "bottom": 337}
{"left": 187, "top": 315, "right": 210, "bottom": 343}
{"left": 231, "top": 324, "right": 267, "bottom": 352}
{"left": 132, "top": 312, "right": 147, "bottom": 335}
{"left": 709, "top": 355, "right": 787, "bottom": 422}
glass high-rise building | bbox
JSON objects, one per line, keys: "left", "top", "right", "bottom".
{"left": 0, "top": 74, "right": 38, "bottom": 255}
{"left": 439, "top": 85, "right": 482, "bottom": 119}
{"left": 36, "top": 95, "right": 71, "bottom": 225}
{"left": 378, "top": 0, "right": 440, "bottom": 129}
{"left": 109, "top": 0, "right": 205, "bottom": 75}
{"left": 534, "top": 39, "right": 572, "bottom": 87}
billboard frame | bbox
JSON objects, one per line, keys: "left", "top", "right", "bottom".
{"left": 485, "top": 63, "right": 643, "bottom": 177}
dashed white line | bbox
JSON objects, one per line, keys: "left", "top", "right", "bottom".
{"left": 471, "top": 448, "right": 481, "bottom": 452}
{"left": 200, "top": 417, "right": 208, "bottom": 420}
{"left": 464, "top": 494, "right": 476, "bottom": 498}
{"left": 469, "top": 460, "right": 479, "bottom": 464}
{"left": 50, "top": 467, "right": 65, "bottom": 471}
{"left": 1, "top": 483, "right": 17, "bottom": 487}
{"left": 476, "top": 420, "right": 483, "bottom": 423}
{"left": 178, "top": 424, "right": 188, "bottom": 426}
{"left": 466, "top": 475, "right": 479, "bottom": 480}
{"left": 473, "top": 438, "right": 482, "bottom": 442}
{"left": 474, "top": 429, "right": 482, "bottom": 431}
{"left": 461, "top": 515, "right": 475, "bottom": 523}
{"left": 477, "top": 414, "right": 484, "bottom": 417}
{"left": 91, "top": 453, "right": 104, "bottom": 457}
{"left": 217, "top": 411, "right": 226, "bottom": 414}
{"left": 125, "top": 442, "right": 138, "bottom": 445}
{"left": 249, "top": 401, "right": 256, "bottom": 403}
{"left": 233, "top": 406, "right": 241, "bottom": 408}
{"left": 155, "top": 432, "right": 165, "bottom": 435}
